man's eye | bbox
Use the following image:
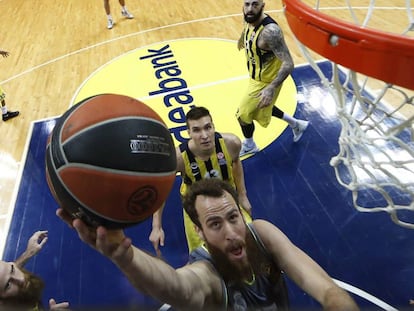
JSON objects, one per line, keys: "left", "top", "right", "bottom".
{"left": 211, "top": 222, "right": 220, "bottom": 229}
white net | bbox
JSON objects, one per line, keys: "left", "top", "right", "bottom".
{"left": 286, "top": 1, "right": 414, "bottom": 228}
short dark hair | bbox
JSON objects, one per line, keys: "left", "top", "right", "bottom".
{"left": 185, "top": 106, "right": 212, "bottom": 128}
{"left": 182, "top": 178, "right": 239, "bottom": 228}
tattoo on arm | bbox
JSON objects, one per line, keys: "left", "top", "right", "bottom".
{"left": 260, "top": 24, "right": 294, "bottom": 87}
{"left": 261, "top": 24, "right": 293, "bottom": 65}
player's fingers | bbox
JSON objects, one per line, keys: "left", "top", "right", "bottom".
{"left": 38, "top": 237, "right": 48, "bottom": 247}
{"left": 73, "top": 218, "right": 96, "bottom": 246}
{"left": 160, "top": 233, "right": 165, "bottom": 247}
{"left": 111, "top": 236, "right": 133, "bottom": 261}
{"left": 151, "top": 239, "right": 159, "bottom": 252}
{"left": 56, "top": 208, "right": 74, "bottom": 228}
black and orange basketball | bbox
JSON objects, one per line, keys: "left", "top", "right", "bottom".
{"left": 45, "top": 94, "right": 177, "bottom": 229}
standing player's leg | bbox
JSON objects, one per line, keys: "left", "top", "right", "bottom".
{"left": 119, "top": 0, "right": 134, "bottom": 19}
{"left": 103, "top": 0, "right": 114, "bottom": 29}
{"left": 271, "top": 105, "right": 309, "bottom": 143}
{"left": 1, "top": 86, "right": 19, "bottom": 121}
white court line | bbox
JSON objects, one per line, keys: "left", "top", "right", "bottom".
{"left": 157, "top": 278, "right": 399, "bottom": 311}
{"left": 3, "top": 6, "right": 407, "bottom": 84}
{"left": 0, "top": 119, "right": 35, "bottom": 259}
{"left": 333, "top": 279, "right": 398, "bottom": 311}
{"left": 0, "top": 13, "right": 249, "bottom": 85}
{"left": 69, "top": 36, "right": 250, "bottom": 107}
{"left": 139, "top": 74, "right": 249, "bottom": 101}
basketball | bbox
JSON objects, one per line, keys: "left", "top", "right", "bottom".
{"left": 45, "top": 94, "right": 177, "bottom": 229}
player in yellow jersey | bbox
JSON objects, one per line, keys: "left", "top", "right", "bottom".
{"left": 236, "top": 0, "right": 309, "bottom": 157}
{"left": 150, "top": 106, "right": 253, "bottom": 254}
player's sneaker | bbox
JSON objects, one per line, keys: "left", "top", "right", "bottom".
{"left": 2, "top": 110, "right": 19, "bottom": 121}
{"left": 239, "top": 140, "right": 259, "bottom": 157}
{"left": 292, "top": 120, "right": 309, "bottom": 142}
{"left": 107, "top": 19, "right": 114, "bottom": 29}
{"left": 121, "top": 10, "right": 134, "bottom": 19}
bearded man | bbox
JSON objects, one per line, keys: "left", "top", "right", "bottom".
{"left": 236, "top": 0, "right": 309, "bottom": 157}
{"left": 57, "top": 179, "right": 359, "bottom": 311}
{"left": 0, "top": 231, "right": 69, "bottom": 310}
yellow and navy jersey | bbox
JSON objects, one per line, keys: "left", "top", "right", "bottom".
{"left": 179, "top": 132, "right": 235, "bottom": 195}
{"left": 243, "top": 15, "right": 282, "bottom": 83}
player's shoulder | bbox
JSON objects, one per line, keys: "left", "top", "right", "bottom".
{"left": 251, "top": 219, "right": 282, "bottom": 236}
{"left": 221, "top": 133, "right": 242, "bottom": 150}
{"left": 262, "top": 22, "right": 283, "bottom": 38}
{"left": 221, "top": 132, "right": 240, "bottom": 141}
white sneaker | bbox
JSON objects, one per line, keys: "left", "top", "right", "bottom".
{"left": 107, "top": 19, "right": 114, "bottom": 29}
{"left": 239, "top": 140, "right": 259, "bottom": 157}
{"left": 122, "top": 10, "right": 134, "bottom": 19}
{"left": 292, "top": 120, "right": 309, "bottom": 142}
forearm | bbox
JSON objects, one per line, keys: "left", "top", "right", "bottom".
{"left": 237, "top": 30, "right": 245, "bottom": 50}
{"left": 286, "top": 255, "right": 358, "bottom": 311}
{"left": 268, "top": 61, "right": 293, "bottom": 91}
{"left": 152, "top": 203, "right": 165, "bottom": 229}
{"left": 16, "top": 230, "right": 48, "bottom": 267}
{"left": 322, "top": 286, "right": 359, "bottom": 311}
{"left": 232, "top": 160, "right": 247, "bottom": 196}
{"left": 114, "top": 246, "right": 194, "bottom": 308}
{"left": 15, "top": 250, "right": 33, "bottom": 267}
{"left": 257, "top": 221, "right": 358, "bottom": 311}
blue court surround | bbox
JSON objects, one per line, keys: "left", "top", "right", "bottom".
{"left": 3, "top": 61, "right": 413, "bottom": 310}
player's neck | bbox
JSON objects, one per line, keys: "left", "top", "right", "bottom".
{"left": 196, "top": 149, "right": 214, "bottom": 161}
{"left": 189, "top": 140, "right": 214, "bottom": 161}
{"left": 249, "top": 13, "right": 266, "bottom": 27}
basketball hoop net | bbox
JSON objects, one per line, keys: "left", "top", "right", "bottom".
{"left": 283, "top": 0, "right": 414, "bottom": 229}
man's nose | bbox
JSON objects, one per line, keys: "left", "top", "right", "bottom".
{"left": 223, "top": 222, "right": 237, "bottom": 239}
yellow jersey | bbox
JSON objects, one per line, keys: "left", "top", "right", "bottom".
{"left": 243, "top": 15, "right": 282, "bottom": 83}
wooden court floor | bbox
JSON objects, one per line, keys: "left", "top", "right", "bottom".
{"left": 0, "top": 0, "right": 413, "bottom": 308}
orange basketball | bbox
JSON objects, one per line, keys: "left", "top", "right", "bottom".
{"left": 45, "top": 94, "right": 177, "bottom": 228}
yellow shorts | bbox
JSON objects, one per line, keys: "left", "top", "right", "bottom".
{"left": 183, "top": 207, "right": 253, "bottom": 252}
{"left": 236, "top": 79, "right": 282, "bottom": 128}
{"left": 0, "top": 86, "right": 5, "bottom": 101}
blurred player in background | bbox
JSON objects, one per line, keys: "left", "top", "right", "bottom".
{"left": 104, "top": 0, "right": 134, "bottom": 29}
{"left": 0, "top": 231, "right": 69, "bottom": 310}
{"left": 0, "top": 50, "right": 19, "bottom": 122}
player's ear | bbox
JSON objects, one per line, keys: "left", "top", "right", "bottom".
{"left": 195, "top": 225, "right": 205, "bottom": 241}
